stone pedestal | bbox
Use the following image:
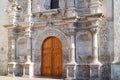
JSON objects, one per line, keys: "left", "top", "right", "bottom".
{"left": 66, "top": 63, "right": 77, "bottom": 80}
{"left": 76, "top": 64, "right": 90, "bottom": 80}
{"left": 66, "top": 28, "right": 77, "bottom": 80}
{"left": 89, "top": 27, "right": 102, "bottom": 80}
{"left": 7, "top": 62, "right": 17, "bottom": 77}
{"left": 23, "top": 56, "right": 34, "bottom": 78}
{"left": 89, "top": 63, "right": 101, "bottom": 80}
{"left": 111, "top": 63, "right": 120, "bottom": 80}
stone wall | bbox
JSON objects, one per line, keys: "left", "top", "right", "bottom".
{"left": 0, "top": 0, "right": 9, "bottom": 75}
{"left": 111, "top": 0, "right": 120, "bottom": 80}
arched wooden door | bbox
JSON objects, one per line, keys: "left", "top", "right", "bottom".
{"left": 41, "top": 37, "right": 63, "bottom": 77}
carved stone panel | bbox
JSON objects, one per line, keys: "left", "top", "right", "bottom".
{"left": 76, "top": 30, "right": 92, "bottom": 63}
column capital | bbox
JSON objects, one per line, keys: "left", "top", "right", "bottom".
{"left": 25, "top": 27, "right": 33, "bottom": 38}
{"left": 90, "top": 27, "right": 100, "bottom": 34}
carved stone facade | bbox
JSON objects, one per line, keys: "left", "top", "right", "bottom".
{"left": 2, "top": 0, "right": 117, "bottom": 80}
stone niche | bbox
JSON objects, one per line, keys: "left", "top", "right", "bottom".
{"left": 76, "top": 30, "right": 92, "bottom": 63}
{"left": 17, "top": 38, "right": 27, "bottom": 57}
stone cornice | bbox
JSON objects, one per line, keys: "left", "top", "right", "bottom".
{"left": 5, "top": 23, "right": 29, "bottom": 29}
{"left": 32, "top": 13, "right": 104, "bottom": 28}
{"left": 51, "top": 20, "right": 66, "bottom": 26}
{"left": 76, "top": 13, "right": 105, "bottom": 27}
{"left": 4, "top": 24, "right": 15, "bottom": 29}
{"left": 75, "top": 25, "right": 99, "bottom": 30}
{"left": 41, "top": 9, "right": 58, "bottom": 16}
{"left": 33, "top": 22, "right": 47, "bottom": 27}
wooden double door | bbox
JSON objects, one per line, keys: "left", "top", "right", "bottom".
{"left": 41, "top": 37, "right": 63, "bottom": 77}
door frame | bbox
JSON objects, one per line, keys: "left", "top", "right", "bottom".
{"left": 33, "top": 29, "right": 70, "bottom": 77}
{"left": 41, "top": 36, "right": 63, "bottom": 77}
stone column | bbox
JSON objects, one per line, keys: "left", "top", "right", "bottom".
{"left": 12, "top": 0, "right": 21, "bottom": 25}
{"left": 27, "top": 0, "right": 33, "bottom": 61}
{"left": 90, "top": 27, "right": 101, "bottom": 64}
{"left": 28, "top": 0, "right": 32, "bottom": 22}
{"left": 70, "top": 32, "right": 76, "bottom": 64}
{"left": 12, "top": 34, "right": 18, "bottom": 61}
{"left": 26, "top": 27, "right": 33, "bottom": 61}
{"left": 89, "top": 27, "right": 101, "bottom": 80}
{"left": 24, "top": 10, "right": 34, "bottom": 77}
{"left": 7, "top": 30, "right": 18, "bottom": 76}
{"left": 66, "top": 27, "right": 77, "bottom": 80}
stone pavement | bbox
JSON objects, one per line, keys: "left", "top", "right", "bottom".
{"left": 0, "top": 76, "right": 64, "bottom": 80}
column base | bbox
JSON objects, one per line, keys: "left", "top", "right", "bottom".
{"left": 89, "top": 60, "right": 102, "bottom": 65}
{"left": 89, "top": 62, "right": 102, "bottom": 80}
{"left": 67, "top": 61, "right": 77, "bottom": 65}
{"left": 112, "top": 60, "right": 120, "bottom": 64}
{"left": 66, "top": 61, "right": 77, "bottom": 80}
{"left": 65, "top": 78, "right": 76, "bottom": 80}
{"left": 7, "top": 61, "right": 18, "bottom": 77}
{"left": 23, "top": 61, "right": 34, "bottom": 78}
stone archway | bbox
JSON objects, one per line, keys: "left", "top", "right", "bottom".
{"left": 33, "top": 29, "right": 70, "bottom": 76}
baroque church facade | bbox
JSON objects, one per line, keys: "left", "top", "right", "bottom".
{"left": 3, "top": 0, "right": 119, "bottom": 80}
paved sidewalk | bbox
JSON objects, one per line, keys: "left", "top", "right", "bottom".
{"left": 0, "top": 76, "right": 64, "bottom": 80}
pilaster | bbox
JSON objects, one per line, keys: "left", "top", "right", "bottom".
{"left": 25, "top": 26, "right": 33, "bottom": 62}
{"left": 23, "top": 56, "right": 34, "bottom": 78}
{"left": 89, "top": 27, "right": 101, "bottom": 64}
{"left": 89, "top": 26, "right": 102, "bottom": 80}
{"left": 66, "top": 23, "right": 77, "bottom": 80}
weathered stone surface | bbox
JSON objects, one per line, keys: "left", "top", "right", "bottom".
{"left": 1, "top": 0, "right": 119, "bottom": 80}
{"left": 111, "top": 0, "right": 120, "bottom": 80}
{"left": 0, "top": 0, "right": 9, "bottom": 75}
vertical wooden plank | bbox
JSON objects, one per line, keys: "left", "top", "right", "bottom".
{"left": 52, "top": 37, "right": 62, "bottom": 76}
{"left": 41, "top": 37, "right": 52, "bottom": 76}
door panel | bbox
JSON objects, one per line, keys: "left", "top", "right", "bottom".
{"left": 52, "top": 49, "right": 62, "bottom": 76}
{"left": 41, "top": 37, "right": 52, "bottom": 76}
{"left": 42, "top": 49, "right": 52, "bottom": 76}
{"left": 41, "top": 37, "right": 62, "bottom": 77}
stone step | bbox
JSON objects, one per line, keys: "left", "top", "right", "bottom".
{"left": 0, "top": 76, "right": 64, "bottom": 80}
